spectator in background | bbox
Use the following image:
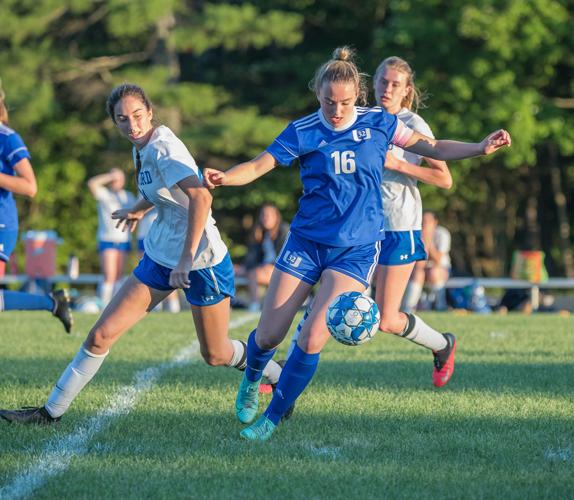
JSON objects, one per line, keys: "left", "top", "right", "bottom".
{"left": 0, "top": 83, "right": 72, "bottom": 332}
{"left": 403, "top": 210, "right": 452, "bottom": 311}
{"left": 243, "top": 203, "right": 289, "bottom": 313}
{"left": 88, "top": 168, "right": 135, "bottom": 307}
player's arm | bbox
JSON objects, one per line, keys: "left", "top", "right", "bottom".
{"left": 87, "top": 168, "right": 123, "bottom": 197}
{"left": 203, "top": 152, "right": 277, "bottom": 189}
{"left": 111, "top": 198, "right": 154, "bottom": 233}
{"left": 169, "top": 175, "right": 213, "bottom": 289}
{"left": 385, "top": 153, "right": 452, "bottom": 189}
{"left": 0, "top": 158, "right": 37, "bottom": 197}
{"left": 403, "top": 129, "right": 511, "bottom": 160}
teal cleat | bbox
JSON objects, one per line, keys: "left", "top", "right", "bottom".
{"left": 240, "top": 415, "right": 276, "bottom": 441}
{"left": 235, "top": 374, "right": 261, "bottom": 424}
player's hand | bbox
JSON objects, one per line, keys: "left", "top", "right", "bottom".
{"left": 480, "top": 129, "right": 511, "bottom": 155}
{"left": 202, "top": 168, "right": 226, "bottom": 189}
{"left": 111, "top": 208, "right": 144, "bottom": 233}
{"left": 169, "top": 257, "right": 192, "bottom": 289}
{"left": 384, "top": 152, "right": 401, "bottom": 171}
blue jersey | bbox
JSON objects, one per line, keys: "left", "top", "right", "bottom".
{"left": 0, "top": 124, "right": 31, "bottom": 231}
{"left": 267, "top": 107, "right": 402, "bottom": 247}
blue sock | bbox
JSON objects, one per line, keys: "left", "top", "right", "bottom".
{"left": 1, "top": 290, "right": 54, "bottom": 312}
{"left": 245, "top": 330, "right": 277, "bottom": 382}
{"left": 265, "top": 344, "right": 320, "bottom": 425}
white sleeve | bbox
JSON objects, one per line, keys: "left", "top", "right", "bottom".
{"left": 434, "top": 226, "right": 451, "bottom": 253}
{"left": 155, "top": 140, "right": 199, "bottom": 188}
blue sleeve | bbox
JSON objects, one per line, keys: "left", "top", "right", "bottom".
{"left": 266, "top": 123, "right": 300, "bottom": 167}
{"left": 4, "top": 132, "right": 31, "bottom": 168}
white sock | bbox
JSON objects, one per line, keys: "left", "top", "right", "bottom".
{"left": 45, "top": 347, "right": 109, "bottom": 418}
{"left": 401, "top": 313, "right": 447, "bottom": 351}
{"left": 402, "top": 282, "right": 423, "bottom": 312}
{"left": 262, "top": 359, "right": 282, "bottom": 385}
{"left": 99, "top": 283, "right": 114, "bottom": 306}
{"left": 228, "top": 340, "right": 247, "bottom": 370}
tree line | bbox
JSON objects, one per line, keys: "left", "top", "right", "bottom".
{"left": 1, "top": 0, "right": 572, "bottom": 277}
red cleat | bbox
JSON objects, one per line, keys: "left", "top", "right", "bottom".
{"left": 432, "top": 333, "right": 456, "bottom": 388}
{"left": 259, "top": 383, "right": 273, "bottom": 394}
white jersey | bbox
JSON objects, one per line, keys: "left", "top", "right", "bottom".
{"left": 94, "top": 187, "right": 135, "bottom": 242}
{"left": 135, "top": 125, "right": 228, "bottom": 270}
{"left": 381, "top": 108, "right": 434, "bottom": 231}
{"left": 433, "top": 225, "right": 451, "bottom": 268}
{"left": 136, "top": 206, "right": 157, "bottom": 241}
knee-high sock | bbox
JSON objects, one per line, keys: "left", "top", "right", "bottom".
{"left": 0, "top": 290, "right": 53, "bottom": 312}
{"left": 44, "top": 347, "right": 108, "bottom": 418}
{"left": 265, "top": 344, "right": 320, "bottom": 425}
{"left": 99, "top": 283, "right": 114, "bottom": 306}
{"left": 401, "top": 313, "right": 447, "bottom": 351}
{"left": 245, "top": 330, "right": 276, "bottom": 382}
{"left": 402, "top": 281, "right": 423, "bottom": 313}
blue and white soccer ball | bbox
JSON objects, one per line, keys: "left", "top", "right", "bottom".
{"left": 326, "top": 291, "right": 380, "bottom": 346}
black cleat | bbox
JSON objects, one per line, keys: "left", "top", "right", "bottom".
{"left": 272, "top": 359, "right": 295, "bottom": 421}
{"left": 51, "top": 289, "right": 73, "bottom": 333}
{"left": 0, "top": 406, "right": 60, "bottom": 425}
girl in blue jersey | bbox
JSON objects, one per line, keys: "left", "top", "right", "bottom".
{"left": 206, "top": 46, "right": 510, "bottom": 441}
{"left": 0, "top": 83, "right": 281, "bottom": 425}
{"left": 373, "top": 57, "right": 457, "bottom": 388}
{"left": 0, "top": 86, "right": 72, "bottom": 333}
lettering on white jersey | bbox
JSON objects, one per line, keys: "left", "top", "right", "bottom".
{"left": 283, "top": 251, "right": 302, "bottom": 268}
{"left": 352, "top": 128, "right": 372, "bottom": 142}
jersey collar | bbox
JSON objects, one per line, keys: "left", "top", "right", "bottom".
{"left": 318, "top": 107, "right": 358, "bottom": 132}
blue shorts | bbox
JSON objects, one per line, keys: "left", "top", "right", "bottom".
{"left": 133, "top": 252, "right": 235, "bottom": 306}
{"left": 0, "top": 230, "right": 18, "bottom": 262}
{"left": 275, "top": 231, "right": 380, "bottom": 288}
{"left": 137, "top": 239, "right": 145, "bottom": 253}
{"left": 98, "top": 240, "right": 132, "bottom": 252}
{"left": 378, "top": 230, "right": 427, "bottom": 265}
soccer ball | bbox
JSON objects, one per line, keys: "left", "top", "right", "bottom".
{"left": 326, "top": 291, "right": 380, "bottom": 346}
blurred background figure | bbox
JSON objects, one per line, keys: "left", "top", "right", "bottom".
{"left": 136, "top": 206, "right": 181, "bottom": 313}
{"left": 242, "top": 203, "right": 289, "bottom": 312}
{"left": 88, "top": 168, "right": 135, "bottom": 307}
{"left": 403, "top": 210, "right": 452, "bottom": 311}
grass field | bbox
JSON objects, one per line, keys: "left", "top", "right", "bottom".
{"left": 0, "top": 310, "right": 572, "bottom": 499}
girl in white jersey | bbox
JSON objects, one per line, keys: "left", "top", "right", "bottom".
{"left": 0, "top": 83, "right": 281, "bottom": 425}
{"left": 204, "top": 47, "right": 511, "bottom": 442}
{"left": 373, "top": 57, "right": 456, "bottom": 388}
{"left": 88, "top": 168, "right": 135, "bottom": 306}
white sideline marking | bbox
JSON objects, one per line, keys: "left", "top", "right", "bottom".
{"left": 0, "top": 314, "right": 257, "bottom": 500}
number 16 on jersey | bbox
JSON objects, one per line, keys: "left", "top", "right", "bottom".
{"left": 331, "top": 150, "right": 356, "bottom": 174}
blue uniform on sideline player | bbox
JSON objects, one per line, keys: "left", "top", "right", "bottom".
{"left": 0, "top": 83, "right": 282, "bottom": 425}
{"left": 0, "top": 86, "right": 72, "bottom": 333}
{"left": 203, "top": 47, "right": 512, "bottom": 441}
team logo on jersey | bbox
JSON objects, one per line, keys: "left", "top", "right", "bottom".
{"left": 318, "top": 139, "right": 328, "bottom": 148}
{"left": 352, "top": 128, "right": 371, "bottom": 142}
{"left": 139, "top": 171, "right": 152, "bottom": 185}
{"left": 283, "top": 251, "right": 302, "bottom": 268}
